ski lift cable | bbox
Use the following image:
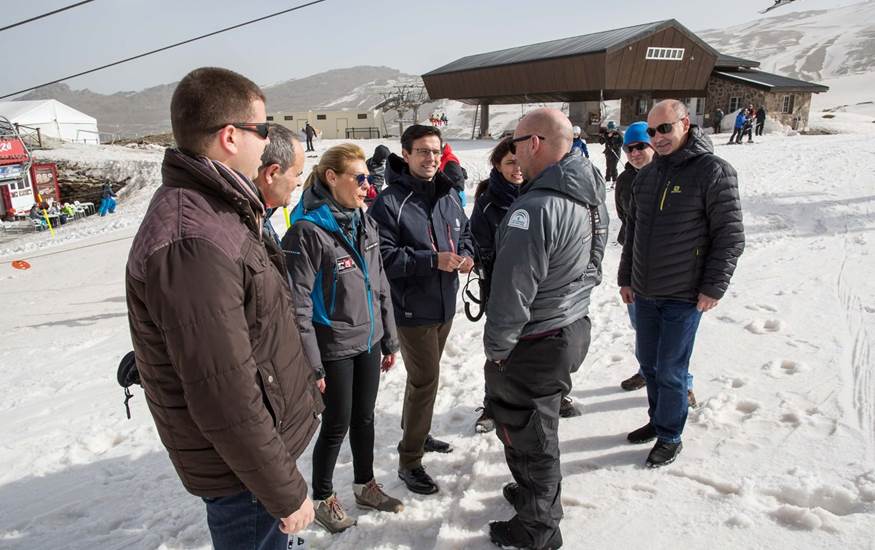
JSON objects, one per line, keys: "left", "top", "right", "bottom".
{"left": 0, "top": 0, "right": 96, "bottom": 33}
{"left": 0, "top": 0, "right": 329, "bottom": 100}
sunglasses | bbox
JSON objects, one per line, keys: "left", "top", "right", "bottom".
{"left": 508, "top": 134, "right": 546, "bottom": 154}
{"left": 646, "top": 119, "right": 684, "bottom": 137}
{"left": 624, "top": 143, "right": 649, "bottom": 153}
{"left": 345, "top": 173, "right": 376, "bottom": 187}
{"left": 211, "top": 122, "right": 271, "bottom": 139}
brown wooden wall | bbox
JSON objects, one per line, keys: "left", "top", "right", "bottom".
{"left": 423, "top": 53, "right": 606, "bottom": 103}
{"left": 606, "top": 27, "right": 716, "bottom": 92}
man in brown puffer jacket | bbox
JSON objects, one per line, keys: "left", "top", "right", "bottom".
{"left": 125, "top": 67, "right": 323, "bottom": 550}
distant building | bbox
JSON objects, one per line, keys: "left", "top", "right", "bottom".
{"left": 266, "top": 109, "right": 385, "bottom": 140}
{"left": 422, "top": 19, "right": 828, "bottom": 136}
{"left": 0, "top": 99, "right": 101, "bottom": 144}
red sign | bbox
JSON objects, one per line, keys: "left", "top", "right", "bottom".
{"left": 30, "top": 163, "right": 59, "bottom": 203}
{"left": 0, "top": 137, "right": 29, "bottom": 166}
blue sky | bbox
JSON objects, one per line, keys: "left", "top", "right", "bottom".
{"left": 0, "top": 0, "right": 859, "bottom": 96}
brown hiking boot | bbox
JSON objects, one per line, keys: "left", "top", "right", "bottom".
{"left": 313, "top": 493, "right": 356, "bottom": 533}
{"left": 353, "top": 479, "right": 404, "bottom": 513}
{"left": 620, "top": 373, "right": 646, "bottom": 391}
{"left": 688, "top": 390, "right": 698, "bottom": 409}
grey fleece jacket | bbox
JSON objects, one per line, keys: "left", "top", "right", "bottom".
{"left": 484, "top": 150, "right": 609, "bottom": 361}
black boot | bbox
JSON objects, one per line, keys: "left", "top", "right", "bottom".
{"left": 646, "top": 440, "right": 683, "bottom": 468}
{"left": 489, "top": 517, "right": 562, "bottom": 549}
{"left": 627, "top": 423, "right": 657, "bottom": 444}
{"left": 559, "top": 396, "right": 581, "bottom": 418}
{"left": 620, "top": 373, "right": 646, "bottom": 391}
{"left": 502, "top": 482, "right": 519, "bottom": 506}
{"left": 398, "top": 466, "right": 439, "bottom": 495}
{"left": 423, "top": 434, "right": 453, "bottom": 453}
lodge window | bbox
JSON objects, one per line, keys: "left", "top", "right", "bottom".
{"left": 696, "top": 98, "right": 705, "bottom": 116}
{"left": 646, "top": 47, "right": 684, "bottom": 61}
{"left": 316, "top": 114, "right": 327, "bottom": 120}
{"left": 729, "top": 97, "right": 741, "bottom": 112}
{"left": 266, "top": 116, "right": 274, "bottom": 121}
{"left": 637, "top": 98, "right": 648, "bottom": 115}
{"left": 284, "top": 115, "right": 293, "bottom": 121}
{"left": 357, "top": 114, "right": 368, "bottom": 120}
{"left": 782, "top": 95, "right": 795, "bottom": 114}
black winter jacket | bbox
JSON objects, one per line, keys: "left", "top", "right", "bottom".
{"left": 618, "top": 127, "right": 744, "bottom": 302}
{"left": 614, "top": 162, "right": 637, "bottom": 245}
{"left": 368, "top": 154, "right": 475, "bottom": 326}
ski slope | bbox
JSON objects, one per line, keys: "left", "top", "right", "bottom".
{"left": 1, "top": 117, "right": 874, "bottom": 549}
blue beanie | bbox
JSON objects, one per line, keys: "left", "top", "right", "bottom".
{"left": 623, "top": 121, "right": 651, "bottom": 147}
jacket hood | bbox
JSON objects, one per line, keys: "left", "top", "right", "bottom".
{"left": 293, "top": 178, "right": 360, "bottom": 235}
{"left": 658, "top": 126, "right": 714, "bottom": 167}
{"left": 371, "top": 145, "right": 390, "bottom": 163}
{"left": 523, "top": 149, "right": 605, "bottom": 207}
{"left": 385, "top": 153, "right": 455, "bottom": 198}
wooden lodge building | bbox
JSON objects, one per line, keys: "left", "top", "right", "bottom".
{"left": 422, "top": 20, "right": 828, "bottom": 137}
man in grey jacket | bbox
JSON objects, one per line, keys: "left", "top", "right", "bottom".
{"left": 484, "top": 108, "right": 609, "bottom": 550}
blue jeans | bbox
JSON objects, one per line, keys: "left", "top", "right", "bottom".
{"left": 633, "top": 297, "right": 702, "bottom": 443}
{"left": 203, "top": 490, "right": 288, "bottom": 550}
{"left": 629, "top": 302, "right": 693, "bottom": 390}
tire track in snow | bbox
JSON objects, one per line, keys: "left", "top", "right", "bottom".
{"left": 837, "top": 243, "right": 875, "bottom": 459}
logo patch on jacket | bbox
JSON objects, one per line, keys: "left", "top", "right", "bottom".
{"left": 671, "top": 185, "right": 682, "bottom": 194}
{"left": 507, "top": 209, "right": 530, "bottom": 230}
{"left": 336, "top": 255, "right": 356, "bottom": 273}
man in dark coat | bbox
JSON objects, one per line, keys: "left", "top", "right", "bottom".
{"left": 125, "top": 67, "right": 322, "bottom": 549}
{"left": 599, "top": 121, "right": 624, "bottom": 183}
{"left": 619, "top": 99, "right": 744, "bottom": 468}
{"left": 755, "top": 105, "right": 767, "bottom": 136}
{"left": 368, "top": 125, "right": 475, "bottom": 496}
{"left": 304, "top": 122, "right": 317, "bottom": 152}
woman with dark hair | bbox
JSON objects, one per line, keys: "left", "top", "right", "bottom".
{"left": 282, "top": 143, "right": 403, "bottom": 534}
{"left": 469, "top": 137, "right": 525, "bottom": 433}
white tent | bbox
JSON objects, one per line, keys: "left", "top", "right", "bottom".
{"left": 0, "top": 99, "right": 100, "bottom": 144}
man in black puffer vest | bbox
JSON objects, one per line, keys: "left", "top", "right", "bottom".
{"left": 619, "top": 100, "right": 744, "bottom": 468}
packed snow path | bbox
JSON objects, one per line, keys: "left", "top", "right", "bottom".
{"left": 1, "top": 126, "right": 874, "bottom": 549}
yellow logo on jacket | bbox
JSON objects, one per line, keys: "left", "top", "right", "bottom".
{"left": 671, "top": 185, "right": 682, "bottom": 194}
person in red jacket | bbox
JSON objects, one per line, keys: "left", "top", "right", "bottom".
{"left": 438, "top": 142, "right": 467, "bottom": 206}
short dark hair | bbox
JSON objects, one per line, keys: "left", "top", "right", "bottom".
{"left": 170, "top": 67, "right": 266, "bottom": 155}
{"left": 260, "top": 124, "right": 298, "bottom": 172}
{"left": 400, "top": 124, "right": 442, "bottom": 153}
{"left": 489, "top": 136, "right": 514, "bottom": 168}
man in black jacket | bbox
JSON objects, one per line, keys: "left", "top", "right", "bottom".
{"left": 619, "top": 100, "right": 744, "bottom": 468}
{"left": 755, "top": 105, "right": 767, "bottom": 136}
{"left": 368, "top": 125, "right": 475, "bottom": 495}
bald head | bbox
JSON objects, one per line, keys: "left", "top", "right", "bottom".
{"left": 513, "top": 108, "right": 574, "bottom": 180}
{"left": 647, "top": 99, "right": 691, "bottom": 157}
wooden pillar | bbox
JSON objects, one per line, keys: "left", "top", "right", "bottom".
{"left": 479, "top": 103, "right": 490, "bottom": 139}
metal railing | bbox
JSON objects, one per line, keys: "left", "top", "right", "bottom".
{"left": 345, "top": 127, "right": 381, "bottom": 139}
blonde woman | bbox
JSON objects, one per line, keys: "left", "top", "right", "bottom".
{"left": 281, "top": 144, "right": 402, "bottom": 533}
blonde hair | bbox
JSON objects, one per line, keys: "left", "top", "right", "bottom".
{"left": 304, "top": 143, "right": 367, "bottom": 189}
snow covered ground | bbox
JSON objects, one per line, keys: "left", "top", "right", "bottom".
{"left": 2, "top": 121, "right": 875, "bottom": 549}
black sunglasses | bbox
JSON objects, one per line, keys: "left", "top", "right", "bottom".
{"left": 646, "top": 119, "right": 684, "bottom": 137}
{"left": 211, "top": 122, "right": 271, "bottom": 139}
{"left": 508, "top": 134, "right": 546, "bottom": 154}
{"left": 624, "top": 143, "right": 649, "bottom": 153}
{"left": 346, "top": 173, "right": 376, "bottom": 187}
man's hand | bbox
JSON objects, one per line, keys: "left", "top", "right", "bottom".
{"left": 381, "top": 354, "right": 395, "bottom": 372}
{"left": 280, "top": 497, "right": 314, "bottom": 534}
{"left": 619, "top": 286, "right": 635, "bottom": 305}
{"left": 436, "top": 251, "right": 464, "bottom": 272}
{"left": 697, "top": 293, "right": 719, "bottom": 312}
{"left": 457, "top": 256, "right": 474, "bottom": 274}
{"left": 316, "top": 378, "right": 326, "bottom": 394}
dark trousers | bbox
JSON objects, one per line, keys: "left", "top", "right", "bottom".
{"left": 605, "top": 154, "right": 619, "bottom": 181}
{"left": 397, "top": 321, "right": 452, "bottom": 469}
{"left": 311, "top": 347, "right": 382, "bottom": 499}
{"left": 486, "top": 316, "right": 591, "bottom": 548}
{"left": 755, "top": 120, "right": 765, "bottom": 136}
{"left": 729, "top": 127, "right": 742, "bottom": 143}
{"left": 203, "top": 490, "right": 287, "bottom": 550}
{"left": 634, "top": 297, "right": 702, "bottom": 443}
{"left": 306, "top": 136, "right": 314, "bottom": 151}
